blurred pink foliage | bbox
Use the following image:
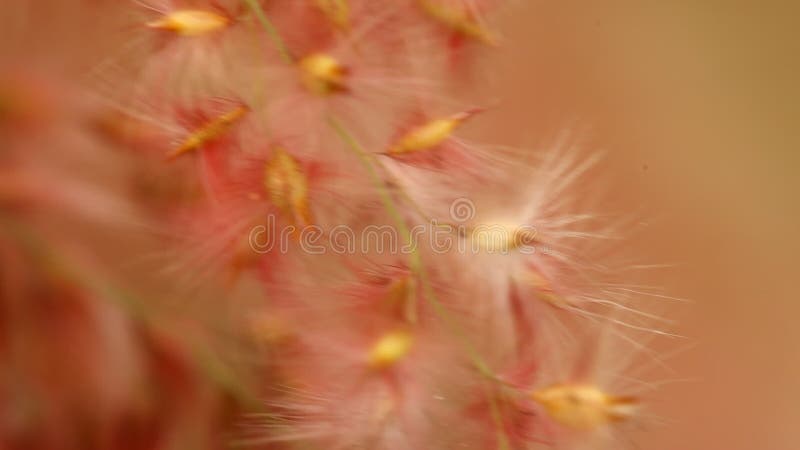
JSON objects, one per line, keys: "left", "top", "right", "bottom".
{"left": 0, "top": 1, "right": 670, "bottom": 449}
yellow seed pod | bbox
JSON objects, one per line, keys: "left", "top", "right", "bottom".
{"left": 263, "top": 148, "right": 313, "bottom": 228}
{"left": 166, "top": 105, "right": 248, "bottom": 160}
{"left": 531, "top": 384, "right": 638, "bottom": 430}
{"left": 314, "top": 0, "right": 350, "bottom": 30}
{"left": 417, "top": 0, "right": 497, "bottom": 45}
{"left": 388, "top": 109, "right": 479, "bottom": 155}
{"left": 146, "top": 10, "right": 230, "bottom": 36}
{"left": 389, "top": 118, "right": 459, "bottom": 155}
{"left": 368, "top": 330, "right": 414, "bottom": 369}
{"left": 298, "top": 53, "right": 348, "bottom": 96}
{"left": 469, "top": 222, "right": 537, "bottom": 253}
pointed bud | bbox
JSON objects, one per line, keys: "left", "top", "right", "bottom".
{"left": 417, "top": 0, "right": 498, "bottom": 45}
{"left": 468, "top": 222, "right": 538, "bottom": 253}
{"left": 388, "top": 109, "right": 481, "bottom": 155}
{"left": 299, "top": 53, "right": 349, "bottom": 96}
{"left": 531, "top": 384, "right": 638, "bottom": 430}
{"left": 146, "top": 10, "right": 230, "bottom": 37}
{"left": 263, "top": 147, "right": 313, "bottom": 228}
{"left": 166, "top": 104, "right": 248, "bottom": 160}
{"left": 368, "top": 330, "right": 414, "bottom": 369}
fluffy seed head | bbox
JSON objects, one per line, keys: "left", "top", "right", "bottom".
{"left": 368, "top": 330, "right": 414, "bottom": 369}
{"left": 9, "top": 2, "right": 670, "bottom": 448}
{"left": 299, "top": 53, "right": 349, "bottom": 95}
{"left": 146, "top": 9, "right": 230, "bottom": 36}
{"left": 531, "top": 384, "right": 638, "bottom": 430}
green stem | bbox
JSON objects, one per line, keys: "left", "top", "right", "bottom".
{"left": 243, "top": 0, "right": 293, "bottom": 64}
{"left": 328, "top": 116, "right": 496, "bottom": 380}
{"left": 328, "top": 116, "right": 413, "bottom": 242}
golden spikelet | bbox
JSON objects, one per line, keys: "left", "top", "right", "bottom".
{"left": 146, "top": 9, "right": 230, "bottom": 36}
{"left": 166, "top": 104, "right": 248, "bottom": 160}
{"left": 368, "top": 330, "right": 414, "bottom": 369}
{"left": 387, "top": 109, "right": 480, "bottom": 155}
{"left": 532, "top": 384, "right": 638, "bottom": 430}
{"left": 417, "top": 0, "right": 498, "bottom": 45}
{"left": 298, "top": 53, "right": 349, "bottom": 96}
{"left": 263, "top": 147, "right": 313, "bottom": 228}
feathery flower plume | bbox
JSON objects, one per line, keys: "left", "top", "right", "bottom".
{"left": 0, "top": 1, "right": 676, "bottom": 449}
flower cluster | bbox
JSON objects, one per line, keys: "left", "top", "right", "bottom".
{"left": 0, "top": 1, "right": 672, "bottom": 449}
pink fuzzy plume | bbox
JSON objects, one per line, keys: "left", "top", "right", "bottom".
{"left": 0, "top": 1, "right": 673, "bottom": 450}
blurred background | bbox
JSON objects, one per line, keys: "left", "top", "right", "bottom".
{"left": 491, "top": 1, "right": 799, "bottom": 449}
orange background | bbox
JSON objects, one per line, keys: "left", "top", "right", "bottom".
{"left": 489, "top": 2, "right": 799, "bottom": 449}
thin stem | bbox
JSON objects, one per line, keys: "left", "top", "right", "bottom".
{"left": 242, "top": 0, "right": 293, "bottom": 64}
{"left": 328, "top": 116, "right": 496, "bottom": 380}
{"left": 328, "top": 116, "right": 414, "bottom": 243}
{"left": 487, "top": 385, "right": 512, "bottom": 450}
